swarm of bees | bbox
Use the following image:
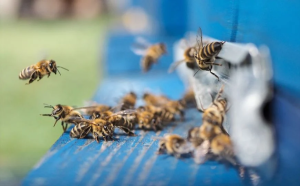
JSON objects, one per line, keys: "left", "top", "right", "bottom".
{"left": 21, "top": 27, "right": 235, "bottom": 167}
{"left": 156, "top": 85, "right": 237, "bottom": 166}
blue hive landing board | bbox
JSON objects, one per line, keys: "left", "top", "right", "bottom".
{"left": 22, "top": 71, "right": 244, "bottom": 186}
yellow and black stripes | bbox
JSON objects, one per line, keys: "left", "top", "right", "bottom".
{"left": 19, "top": 66, "right": 35, "bottom": 80}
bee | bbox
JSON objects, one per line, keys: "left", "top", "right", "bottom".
{"left": 164, "top": 99, "right": 186, "bottom": 121}
{"left": 102, "top": 109, "right": 138, "bottom": 135}
{"left": 69, "top": 121, "right": 91, "bottom": 139}
{"left": 168, "top": 44, "right": 197, "bottom": 73}
{"left": 156, "top": 134, "right": 192, "bottom": 158}
{"left": 119, "top": 92, "right": 137, "bottom": 110}
{"left": 210, "top": 133, "right": 236, "bottom": 165}
{"left": 143, "top": 93, "right": 170, "bottom": 107}
{"left": 199, "top": 85, "right": 228, "bottom": 134}
{"left": 143, "top": 93, "right": 185, "bottom": 121}
{"left": 70, "top": 118, "right": 115, "bottom": 142}
{"left": 182, "top": 88, "right": 197, "bottom": 108}
{"left": 82, "top": 104, "right": 111, "bottom": 116}
{"left": 194, "top": 28, "right": 225, "bottom": 80}
{"left": 131, "top": 37, "right": 167, "bottom": 72}
{"left": 19, "top": 59, "right": 69, "bottom": 85}
{"left": 136, "top": 109, "right": 163, "bottom": 131}
{"left": 41, "top": 104, "right": 84, "bottom": 132}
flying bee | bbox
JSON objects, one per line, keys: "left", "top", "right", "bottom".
{"left": 210, "top": 133, "right": 236, "bottom": 165}
{"left": 41, "top": 104, "right": 84, "bottom": 132}
{"left": 131, "top": 37, "right": 167, "bottom": 72}
{"left": 156, "top": 134, "right": 193, "bottom": 158}
{"left": 194, "top": 28, "right": 225, "bottom": 80}
{"left": 119, "top": 91, "right": 137, "bottom": 110}
{"left": 19, "top": 59, "right": 69, "bottom": 85}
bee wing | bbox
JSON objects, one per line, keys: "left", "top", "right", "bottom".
{"left": 193, "top": 140, "right": 210, "bottom": 164}
{"left": 196, "top": 28, "right": 204, "bottom": 49}
{"left": 131, "top": 37, "right": 151, "bottom": 56}
{"left": 71, "top": 106, "right": 101, "bottom": 111}
{"left": 79, "top": 125, "right": 92, "bottom": 139}
{"left": 111, "top": 109, "right": 137, "bottom": 116}
{"left": 168, "top": 59, "right": 186, "bottom": 73}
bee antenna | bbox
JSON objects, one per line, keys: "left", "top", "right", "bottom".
{"left": 57, "top": 68, "right": 61, "bottom": 76}
{"left": 43, "top": 103, "right": 54, "bottom": 109}
{"left": 193, "top": 68, "right": 201, "bottom": 76}
{"left": 57, "top": 66, "right": 69, "bottom": 71}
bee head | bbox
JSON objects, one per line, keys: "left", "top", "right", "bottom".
{"left": 157, "top": 140, "right": 167, "bottom": 154}
{"left": 143, "top": 93, "right": 149, "bottom": 99}
{"left": 48, "top": 60, "right": 57, "bottom": 74}
{"left": 90, "top": 112, "right": 101, "bottom": 120}
{"left": 187, "top": 127, "right": 199, "bottom": 141}
{"left": 129, "top": 91, "right": 137, "bottom": 99}
{"left": 158, "top": 43, "right": 167, "bottom": 54}
{"left": 52, "top": 104, "right": 63, "bottom": 115}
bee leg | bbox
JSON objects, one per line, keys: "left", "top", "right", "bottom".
{"left": 47, "top": 73, "right": 51, "bottom": 78}
{"left": 102, "top": 133, "right": 107, "bottom": 142}
{"left": 26, "top": 71, "right": 38, "bottom": 85}
{"left": 61, "top": 122, "right": 68, "bottom": 132}
{"left": 118, "top": 126, "right": 136, "bottom": 136}
{"left": 37, "top": 72, "right": 43, "bottom": 81}
{"left": 180, "top": 111, "right": 185, "bottom": 121}
{"left": 53, "top": 116, "right": 61, "bottom": 127}
{"left": 93, "top": 132, "right": 99, "bottom": 143}
{"left": 209, "top": 69, "right": 220, "bottom": 81}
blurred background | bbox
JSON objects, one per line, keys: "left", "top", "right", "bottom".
{"left": 0, "top": 0, "right": 115, "bottom": 184}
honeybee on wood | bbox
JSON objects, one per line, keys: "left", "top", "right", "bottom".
{"left": 136, "top": 109, "right": 163, "bottom": 131}
{"left": 102, "top": 109, "right": 138, "bottom": 135}
{"left": 132, "top": 37, "right": 167, "bottom": 72}
{"left": 41, "top": 104, "right": 84, "bottom": 132}
{"left": 143, "top": 93, "right": 170, "bottom": 107}
{"left": 164, "top": 99, "right": 186, "bottom": 121}
{"left": 210, "top": 133, "right": 236, "bottom": 165}
{"left": 198, "top": 85, "right": 228, "bottom": 134}
{"left": 19, "top": 59, "right": 69, "bottom": 85}
{"left": 119, "top": 92, "right": 137, "bottom": 110}
{"left": 194, "top": 28, "right": 225, "bottom": 80}
{"left": 82, "top": 104, "right": 111, "bottom": 117}
{"left": 70, "top": 118, "right": 115, "bottom": 142}
{"left": 182, "top": 88, "right": 197, "bottom": 108}
{"left": 69, "top": 121, "right": 91, "bottom": 139}
{"left": 143, "top": 93, "right": 186, "bottom": 121}
{"left": 156, "top": 134, "right": 193, "bottom": 158}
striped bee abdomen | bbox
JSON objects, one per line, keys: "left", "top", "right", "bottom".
{"left": 142, "top": 55, "right": 157, "bottom": 72}
{"left": 19, "top": 66, "right": 36, "bottom": 80}
{"left": 200, "top": 41, "right": 225, "bottom": 61}
{"left": 70, "top": 122, "right": 90, "bottom": 138}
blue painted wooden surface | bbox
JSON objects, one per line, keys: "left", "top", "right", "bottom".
{"left": 23, "top": 0, "right": 300, "bottom": 185}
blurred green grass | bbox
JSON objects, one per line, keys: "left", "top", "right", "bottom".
{"left": 0, "top": 18, "right": 109, "bottom": 180}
